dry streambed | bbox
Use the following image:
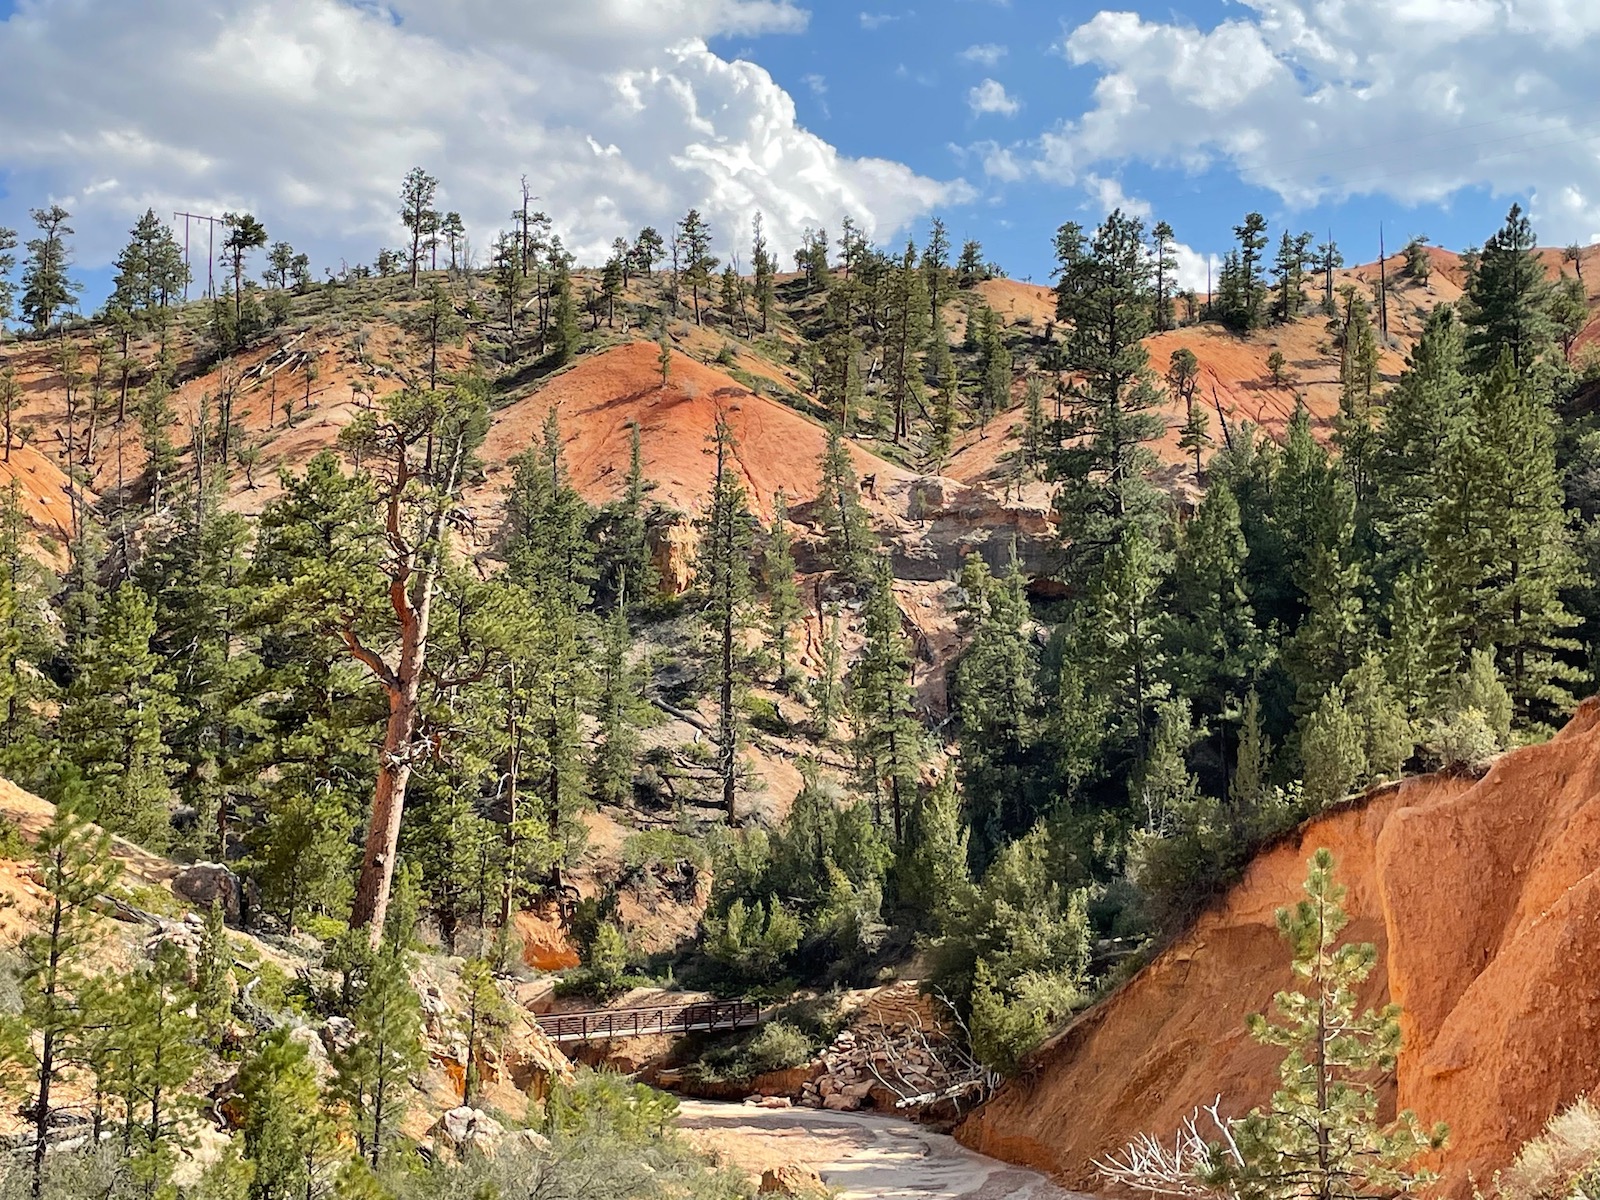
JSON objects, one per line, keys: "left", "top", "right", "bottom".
{"left": 676, "top": 1100, "right": 1085, "bottom": 1200}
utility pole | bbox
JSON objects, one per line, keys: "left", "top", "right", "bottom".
{"left": 1378, "top": 223, "right": 1389, "bottom": 341}
{"left": 173, "top": 211, "right": 225, "bottom": 300}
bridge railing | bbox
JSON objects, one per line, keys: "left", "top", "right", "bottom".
{"left": 534, "top": 1000, "right": 762, "bottom": 1044}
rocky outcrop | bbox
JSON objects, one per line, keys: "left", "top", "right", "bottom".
{"left": 429, "top": 1106, "right": 505, "bottom": 1158}
{"left": 956, "top": 700, "right": 1600, "bottom": 1196}
{"left": 172, "top": 863, "right": 244, "bottom": 924}
{"left": 885, "top": 476, "right": 1058, "bottom": 584}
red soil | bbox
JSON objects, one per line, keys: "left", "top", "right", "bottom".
{"left": 476, "top": 341, "right": 906, "bottom": 521}
{"left": 957, "top": 699, "right": 1600, "bottom": 1196}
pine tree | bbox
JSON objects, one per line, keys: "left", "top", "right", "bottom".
{"left": 547, "top": 241, "right": 581, "bottom": 364}
{"left": 1300, "top": 689, "right": 1364, "bottom": 808}
{"left": 116, "top": 940, "right": 205, "bottom": 1192}
{"left": 1341, "top": 653, "right": 1412, "bottom": 784}
{"left": 12, "top": 784, "right": 121, "bottom": 1200}
{"left": 815, "top": 425, "right": 874, "bottom": 580}
{"left": 1051, "top": 211, "right": 1168, "bottom": 569}
{"left": 221, "top": 212, "right": 268, "bottom": 337}
{"left": 1316, "top": 238, "right": 1345, "bottom": 314}
{"left": 978, "top": 307, "right": 1013, "bottom": 434}
{"left": 658, "top": 315, "right": 673, "bottom": 384}
{"left": 1373, "top": 305, "right": 1469, "bottom": 567}
{"left": 1151, "top": 221, "right": 1178, "bottom": 332}
{"left": 957, "top": 239, "right": 985, "bottom": 287}
{"left": 1164, "top": 480, "right": 1265, "bottom": 757}
{"left": 1233, "top": 212, "right": 1270, "bottom": 330}
{"left": 952, "top": 550, "right": 1039, "bottom": 846}
{"left": 765, "top": 490, "right": 802, "bottom": 685}
{"left": 399, "top": 167, "right": 440, "bottom": 290}
{"left": 1462, "top": 204, "right": 1558, "bottom": 376}
{"left": 195, "top": 900, "right": 236, "bottom": 1046}
{"left": 239, "top": 1028, "right": 338, "bottom": 1200}
{"left": 491, "top": 231, "right": 527, "bottom": 334}
{"left": 19, "top": 206, "right": 81, "bottom": 332}
{"left": 884, "top": 240, "right": 932, "bottom": 444}
{"left": 1086, "top": 523, "right": 1169, "bottom": 756}
{"left": 591, "top": 600, "right": 646, "bottom": 808}
{"left": 57, "top": 583, "right": 178, "bottom": 848}
{"left": 1231, "top": 687, "right": 1271, "bottom": 814}
{"left": 922, "top": 218, "right": 951, "bottom": 320}
{"left": 1332, "top": 287, "right": 1381, "bottom": 503}
{"left": 598, "top": 421, "right": 658, "bottom": 613}
{"left": 0, "top": 483, "right": 51, "bottom": 782}
{"left": 111, "top": 209, "right": 188, "bottom": 322}
{"left": 752, "top": 212, "right": 778, "bottom": 334}
{"left": 892, "top": 773, "right": 974, "bottom": 934}
{"left": 815, "top": 604, "right": 844, "bottom": 740}
{"left": 849, "top": 557, "right": 922, "bottom": 840}
{"left": 1211, "top": 849, "right": 1446, "bottom": 1200}
{"left": 504, "top": 410, "right": 596, "bottom": 886}
{"left": 0, "top": 224, "right": 16, "bottom": 326}
{"left": 1428, "top": 353, "right": 1580, "bottom": 728}
{"left": 331, "top": 944, "right": 425, "bottom": 1168}
{"left": 696, "top": 413, "right": 756, "bottom": 823}
{"left": 927, "top": 314, "right": 960, "bottom": 468}
{"left": 676, "top": 209, "right": 718, "bottom": 325}
{"left": 600, "top": 255, "right": 624, "bottom": 328}
{"left": 458, "top": 958, "right": 509, "bottom": 1106}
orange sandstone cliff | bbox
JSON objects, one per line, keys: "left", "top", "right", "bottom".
{"left": 957, "top": 699, "right": 1600, "bottom": 1195}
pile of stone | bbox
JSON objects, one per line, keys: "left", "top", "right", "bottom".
{"left": 796, "top": 1017, "right": 960, "bottom": 1126}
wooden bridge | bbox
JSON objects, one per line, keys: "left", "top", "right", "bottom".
{"left": 534, "top": 999, "right": 763, "bottom": 1045}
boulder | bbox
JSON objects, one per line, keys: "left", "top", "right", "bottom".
{"left": 758, "top": 1164, "right": 827, "bottom": 1198}
{"left": 430, "top": 1106, "right": 505, "bottom": 1158}
{"left": 172, "top": 863, "right": 243, "bottom": 925}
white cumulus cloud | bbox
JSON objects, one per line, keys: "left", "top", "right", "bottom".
{"left": 968, "top": 78, "right": 1021, "bottom": 118}
{"left": 960, "top": 43, "right": 1008, "bottom": 66}
{"left": 0, "top": 0, "right": 964, "bottom": 279}
{"left": 1027, "top": 0, "right": 1600, "bottom": 242}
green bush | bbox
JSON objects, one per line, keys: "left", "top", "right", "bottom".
{"left": 742, "top": 694, "right": 788, "bottom": 735}
{"left": 621, "top": 830, "right": 709, "bottom": 874}
{"left": 0, "top": 816, "right": 27, "bottom": 862}
{"left": 689, "top": 1020, "right": 816, "bottom": 1084}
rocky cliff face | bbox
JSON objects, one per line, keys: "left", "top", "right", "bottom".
{"left": 956, "top": 700, "right": 1600, "bottom": 1196}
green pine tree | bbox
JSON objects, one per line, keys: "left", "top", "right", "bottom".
{"left": 11, "top": 782, "right": 121, "bottom": 1199}
{"left": 1210, "top": 849, "right": 1447, "bottom": 1200}
{"left": 238, "top": 1028, "right": 339, "bottom": 1200}
{"left": 848, "top": 557, "right": 922, "bottom": 841}
{"left": 331, "top": 944, "right": 425, "bottom": 1168}
{"left": 695, "top": 413, "right": 756, "bottom": 823}
{"left": 764, "top": 490, "right": 803, "bottom": 686}
{"left": 815, "top": 425, "right": 874, "bottom": 580}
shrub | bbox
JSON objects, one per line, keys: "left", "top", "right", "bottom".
{"left": 1498, "top": 1097, "right": 1600, "bottom": 1200}
{"left": 689, "top": 1020, "right": 816, "bottom": 1084}
{"left": 0, "top": 815, "right": 27, "bottom": 862}
{"left": 621, "top": 830, "right": 709, "bottom": 875}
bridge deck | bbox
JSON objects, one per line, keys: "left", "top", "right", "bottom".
{"left": 535, "top": 999, "right": 762, "bottom": 1044}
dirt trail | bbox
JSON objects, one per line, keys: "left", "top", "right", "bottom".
{"left": 677, "top": 1100, "right": 1082, "bottom": 1199}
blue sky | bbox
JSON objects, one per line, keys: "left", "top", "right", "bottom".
{"left": 2, "top": 0, "right": 1596, "bottom": 317}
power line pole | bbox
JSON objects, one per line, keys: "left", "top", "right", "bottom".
{"left": 173, "top": 211, "right": 225, "bottom": 300}
{"left": 1378, "top": 223, "right": 1389, "bottom": 341}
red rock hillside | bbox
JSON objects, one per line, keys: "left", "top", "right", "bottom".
{"left": 957, "top": 699, "right": 1600, "bottom": 1196}
{"left": 476, "top": 341, "right": 906, "bottom": 522}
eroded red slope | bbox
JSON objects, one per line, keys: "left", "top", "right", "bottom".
{"left": 957, "top": 700, "right": 1600, "bottom": 1196}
